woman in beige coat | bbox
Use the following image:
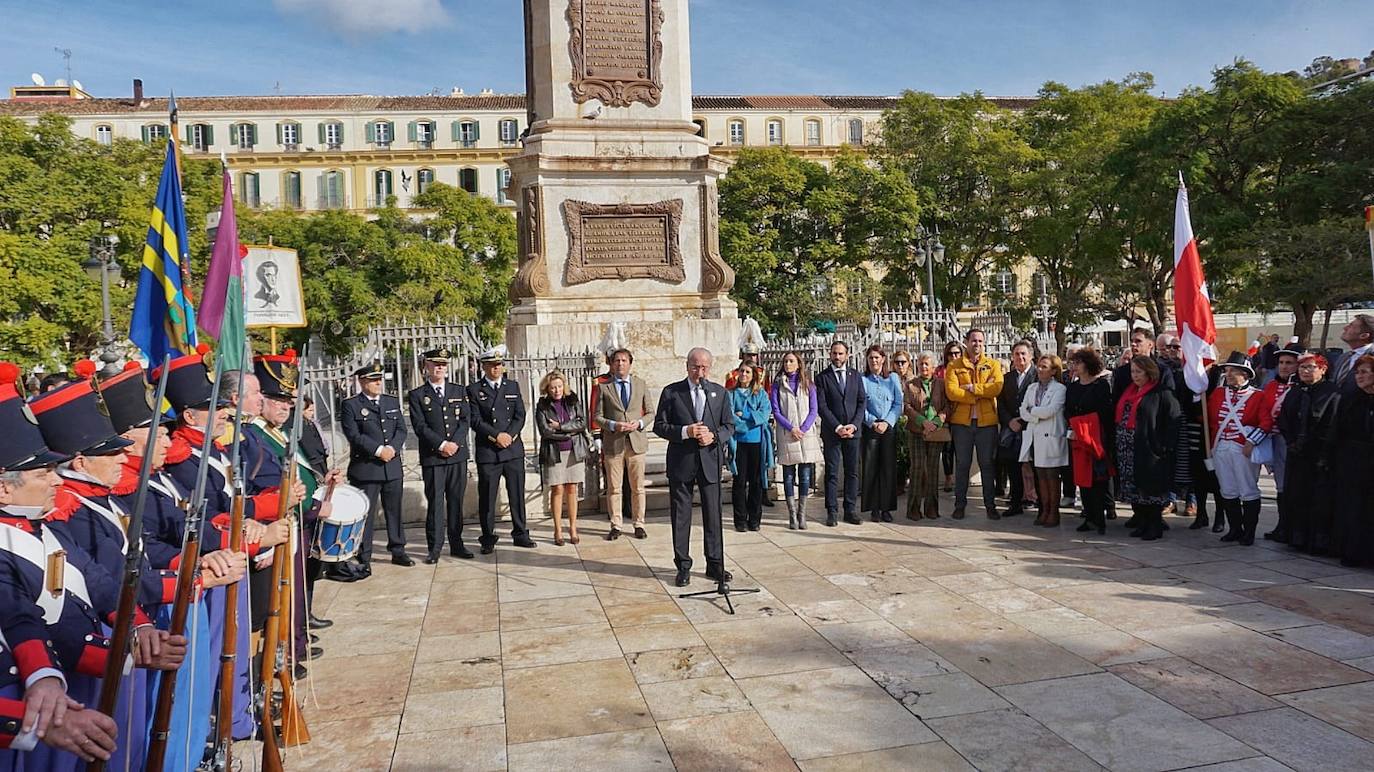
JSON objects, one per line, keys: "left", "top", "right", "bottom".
{"left": 771, "top": 352, "right": 823, "bottom": 529}
{"left": 1019, "top": 355, "right": 1069, "bottom": 526}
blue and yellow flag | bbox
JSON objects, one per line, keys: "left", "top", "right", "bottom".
{"left": 131, "top": 141, "right": 198, "bottom": 364}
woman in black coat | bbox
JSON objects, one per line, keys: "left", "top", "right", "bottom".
{"left": 1328, "top": 354, "right": 1374, "bottom": 567}
{"left": 535, "top": 372, "right": 590, "bottom": 545}
{"left": 1065, "top": 348, "right": 1114, "bottom": 534}
{"left": 1113, "top": 355, "right": 1181, "bottom": 541}
{"left": 1279, "top": 352, "right": 1340, "bottom": 554}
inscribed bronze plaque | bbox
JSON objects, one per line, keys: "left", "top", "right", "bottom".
{"left": 563, "top": 199, "right": 684, "bottom": 285}
{"left": 567, "top": 0, "right": 664, "bottom": 107}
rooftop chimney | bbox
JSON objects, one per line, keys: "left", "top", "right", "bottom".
{"left": 133, "top": 78, "right": 143, "bottom": 103}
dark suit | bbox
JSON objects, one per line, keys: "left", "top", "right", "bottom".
{"left": 408, "top": 380, "right": 471, "bottom": 556}
{"left": 467, "top": 377, "right": 529, "bottom": 548}
{"left": 340, "top": 391, "right": 408, "bottom": 563}
{"left": 815, "top": 366, "right": 866, "bottom": 517}
{"left": 653, "top": 378, "right": 735, "bottom": 572}
{"left": 997, "top": 366, "right": 1035, "bottom": 504}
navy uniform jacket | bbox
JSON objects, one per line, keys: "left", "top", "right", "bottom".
{"left": 0, "top": 514, "right": 117, "bottom": 691}
{"left": 340, "top": 392, "right": 407, "bottom": 483}
{"left": 653, "top": 379, "right": 735, "bottom": 485}
{"left": 54, "top": 477, "right": 165, "bottom": 613}
{"left": 467, "top": 378, "right": 525, "bottom": 465}
{"left": 407, "top": 381, "right": 470, "bottom": 467}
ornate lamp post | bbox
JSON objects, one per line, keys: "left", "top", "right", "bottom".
{"left": 83, "top": 234, "right": 122, "bottom": 376}
{"left": 910, "top": 227, "right": 945, "bottom": 310}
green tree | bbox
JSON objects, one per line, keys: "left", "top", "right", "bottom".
{"left": 874, "top": 91, "right": 1033, "bottom": 310}
{"left": 1016, "top": 75, "right": 1161, "bottom": 353}
{"left": 718, "top": 147, "right": 920, "bottom": 334}
{"left": 1244, "top": 219, "right": 1370, "bottom": 346}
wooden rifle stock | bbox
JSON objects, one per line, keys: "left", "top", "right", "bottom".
{"left": 144, "top": 524, "right": 200, "bottom": 771}
{"left": 88, "top": 355, "right": 170, "bottom": 772}
{"left": 257, "top": 535, "right": 287, "bottom": 772}
{"left": 211, "top": 481, "right": 246, "bottom": 769}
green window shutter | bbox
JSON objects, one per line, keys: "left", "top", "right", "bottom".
{"left": 317, "top": 122, "right": 326, "bottom": 144}
{"left": 276, "top": 123, "right": 283, "bottom": 145}
{"left": 472, "top": 120, "right": 480, "bottom": 141}
{"left": 185, "top": 125, "right": 193, "bottom": 143}
{"left": 248, "top": 124, "right": 258, "bottom": 146}
{"left": 451, "top": 120, "right": 460, "bottom": 142}
{"left": 141, "top": 125, "right": 150, "bottom": 143}
{"left": 383, "top": 121, "right": 394, "bottom": 141}
{"left": 407, "top": 120, "right": 417, "bottom": 142}
{"left": 365, "top": 121, "right": 376, "bottom": 143}
{"left": 205, "top": 125, "right": 214, "bottom": 147}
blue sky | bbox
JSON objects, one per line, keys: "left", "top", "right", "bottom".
{"left": 1, "top": 0, "right": 1370, "bottom": 98}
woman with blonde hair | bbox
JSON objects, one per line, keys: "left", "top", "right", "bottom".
{"left": 535, "top": 370, "right": 589, "bottom": 545}
{"left": 1020, "top": 354, "right": 1069, "bottom": 527}
{"left": 771, "top": 351, "right": 822, "bottom": 529}
{"left": 904, "top": 351, "right": 948, "bottom": 520}
{"left": 729, "top": 366, "right": 772, "bottom": 531}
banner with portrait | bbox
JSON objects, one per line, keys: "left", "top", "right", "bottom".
{"left": 244, "top": 245, "right": 307, "bottom": 328}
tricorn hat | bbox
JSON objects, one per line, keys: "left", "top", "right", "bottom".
{"left": 1219, "top": 351, "right": 1255, "bottom": 379}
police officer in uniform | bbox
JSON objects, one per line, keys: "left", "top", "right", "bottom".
{"left": 468, "top": 348, "right": 535, "bottom": 554}
{"left": 337, "top": 362, "right": 410, "bottom": 577}
{"left": 407, "top": 348, "right": 473, "bottom": 562}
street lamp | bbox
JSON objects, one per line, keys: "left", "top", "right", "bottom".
{"left": 910, "top": 226, "right": 945, "bottom": 310}
{"left": 83, "top": 234, "right": 122, "bottom": 376}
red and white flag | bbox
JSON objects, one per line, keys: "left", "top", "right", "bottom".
{"left": 1173, "top": 174, "right": 1217, "bottom": 394}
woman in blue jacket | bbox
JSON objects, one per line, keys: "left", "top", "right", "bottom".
{"left": 861, "top": 345, "right": 905, "bottom": 522}
{"left": 730, "top": 366, "right": 773, "bottom": 531}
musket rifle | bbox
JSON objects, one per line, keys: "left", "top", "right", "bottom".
{"left": 146, "top": 351, "right": 226, "bottom": 771}
{"left": 260, "top": 354, "right": 311, "bottom": 771}
{"left": 87, "top": 355, "right": 170, "bottom": 772}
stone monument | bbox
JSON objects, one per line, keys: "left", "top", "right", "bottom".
{"left": 507, "top": 0, "right": 739, "bottom": 387}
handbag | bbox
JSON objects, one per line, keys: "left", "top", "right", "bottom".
{"left": 926, "top": 425, "right": 952, "bottom": 443}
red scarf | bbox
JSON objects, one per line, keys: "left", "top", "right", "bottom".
{"left": 1115, "top": 380, "right": 1157, "bottom": 431}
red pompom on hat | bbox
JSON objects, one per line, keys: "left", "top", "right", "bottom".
{"left": 0, "top": 362, "right": 19, "bottom": 386}
{"left": 283, "top": 348, "right": 297, "bottom": 358}
{"left": 73, "top": 359, "right": 98, "bottom": 379}
{"left": 123, "top": 361, "right": 141, "bottom": 372}
{"left": 196, "top": 342, "right": 211, "bottom": 355}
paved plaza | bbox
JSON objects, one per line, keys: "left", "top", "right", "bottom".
{"left": 288, "top": 484, "right": 1374, "bottom": 771}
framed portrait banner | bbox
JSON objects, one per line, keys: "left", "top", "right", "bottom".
{"left": 244, "top": 245, "right": 307, "bottom": 328}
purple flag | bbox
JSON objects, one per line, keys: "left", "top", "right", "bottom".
{"left": 199, "top": 168, "right": 246, "bottom": 369}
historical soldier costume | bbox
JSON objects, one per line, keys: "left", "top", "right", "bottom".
{"left": 468, "top": 348, "right": 535, "bottom": 553}
{"left": 653, "top": 354, "right": 735, "bottom": 587}
{"left": 407, "top": 348, "right": 473, "bottom": 562}
{"left": 338, "top": 361, "right": 410, "bottom": 575}
{"left": 1207, "top": 352, "right": 1270, "bottom": 545}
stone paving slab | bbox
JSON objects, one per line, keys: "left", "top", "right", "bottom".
{"left": 289, "top": 492, "right": 1373, "bottom": 770}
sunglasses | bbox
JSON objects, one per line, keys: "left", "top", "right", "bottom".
{"left": 894, "top": 359, "right": 910, "bottom": 365}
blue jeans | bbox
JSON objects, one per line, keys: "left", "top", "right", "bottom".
{"left": 783, "top": 463, "right": 815, "bottom": 498}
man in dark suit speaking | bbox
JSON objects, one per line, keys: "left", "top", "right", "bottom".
{"left": 654, "top": 347, "right": 736, "bottom": 588}
{"left": 815, "top": 340, "right": 865, "bottom": 526}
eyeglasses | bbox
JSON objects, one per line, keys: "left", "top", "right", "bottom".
{"left": 1167, "top": 344, "right": 1182, "bottom": 350}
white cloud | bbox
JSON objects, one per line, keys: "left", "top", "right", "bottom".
{"left": 273, "top": 0, "right": 451, "bottom": 37}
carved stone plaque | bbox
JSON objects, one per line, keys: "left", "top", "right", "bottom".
{"left": 564, "top": 199, "right": 684, "bottom": 285}
{"left": 567, "top": 0, "right": 664, "bottom": 108}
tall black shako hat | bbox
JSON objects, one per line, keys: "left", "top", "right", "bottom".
{"left": 255, "top": 348, "right": 299, "bottom": 400}
{"left": 97, "top": 362, "right": 173, "bottom": 433}
{"left": 31, "top": 360, "right": 132, "bottom": 457}
{"left": 1219, "top": 351, "right": 1255, "bottom": 380}
{"left": 0, "top": 362, "right": 69, "bottom": 471}
{"left": 152, "top": 344, "right": 231, "bottom": 413}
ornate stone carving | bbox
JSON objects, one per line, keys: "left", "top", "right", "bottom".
{"left": 511, "top": 185, "right": 551, "bottom": 301}
{"left": 567, "top": 0, "right": 664, "bottom": 108}
{"left": 563, "top": 199, "right": 684, "bottom": 285}
{"left": 699, "top": 186, "right": 735, "bottom": 293}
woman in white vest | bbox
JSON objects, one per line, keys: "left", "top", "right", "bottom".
{"left": 1020, "top": 354, "right": 1070, "bottom": 527}
{"left": 770, "top": 352, "right": 823, "bottom": 529}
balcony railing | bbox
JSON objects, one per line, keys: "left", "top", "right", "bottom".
{"left": 317, "top": 195, "right": 349, "bottom": 210}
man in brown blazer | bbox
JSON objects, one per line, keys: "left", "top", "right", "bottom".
{"left": 596, "top": 348, "right": 654, "bottom": 539}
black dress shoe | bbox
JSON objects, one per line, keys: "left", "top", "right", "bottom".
{"left": 293, "top": 664, "right": 309, "bottom": 680}
{"left": 480, "top": 544, "right": 495, "bottom": 555}
{"left": 952, "top": 508, "right": 966, "bottom": 520}
{"left": 734, "top": 523, "right": 747, "bottom": 532}
{"left": 747, "top": 523, "right": 761, "bottom": 531}
{"left": 324, "top": 568, "right": 358, "bottom": 583}
{"left": 987, "top": 508, "right": 1001, "bottom": 520}
{"left": 763, "top": 498, "right": 776, "bottom": 508}
{"left": 309, "top": 646, "right": 324, "bottom": 660}
{"left": 606, "top": 529, "right": 621, "bottom": 541}
{"left": 423, "top": 554, "right": 440, "bottom": 565}
{"left": 1004, "top": 506, "right": 1025, "bottom": 517}
{"left": 705, "top": 566, "right": 733, "bottom": 583}
{"left": 358, "top": 563, "right": 372, "bottom": 578}
{"left": 392, "top": 554, "right": 416, "bottom": 567}
{"left": 309, "top": 633, "right": 320, "bottom": 644}
{"left": 675, "top": 568, "right": 690, "bottom": 587}
{"left": 825, "top": 512, "right": 838, "bottom": 527}
{"left": 308, "top": 615, "right": 333, "bottom": 630}
{"left": 513, "top": 536, "right": 537, "bottom": 548}
{"left": 634, "top": 527, "right": 648, "bottom": 539}
{"left": 881, "top": 511, "right": 894, "bottom": 522}
{"left": 451, "top": 546, "right": 475, "bottom": 559}
{"left": 843, "top": 514, "right": 863, "bottom": 525}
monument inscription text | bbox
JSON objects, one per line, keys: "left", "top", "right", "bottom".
{"left": 564, "top": 199, "right": 684, "bottom": 285}
{"left": 567, "top": 0, "right": 664, "bottom": 107}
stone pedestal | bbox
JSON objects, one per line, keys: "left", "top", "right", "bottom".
{"left": 507, "top": 0, "right": 739, "bottom": 388}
